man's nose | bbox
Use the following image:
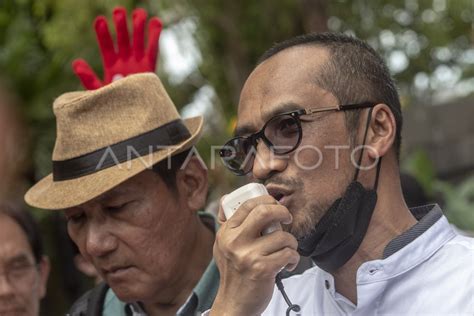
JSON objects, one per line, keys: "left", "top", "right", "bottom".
{"left": 251, "top": 140, "right": 288, "bottom": 180}
{"left": 85, "top": 221, "right": 118, "bottom": 258}
{"left": 0, "top": 274, "right": 15, "bottom": 298}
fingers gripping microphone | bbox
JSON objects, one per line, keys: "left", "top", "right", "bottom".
{"left": 222, "top": 183, "right": 301, "bottom": 316}
{"left": 222, "top": 183, "right": 281, "bottom": 235}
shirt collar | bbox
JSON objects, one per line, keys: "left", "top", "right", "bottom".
{"left": 183, "top": 211, "right": 220, "bottom": 313}
{"left": 382, "top": 204, "right": 443, "bottom": 258}
{"left": 127, "top": 302, "right": 146, "bottom": 316}
{"left": 357, "top": 204, "right": 456, "bottom": 284}
{"left": 193, "top": 259, "right": 220, "bottom": 312}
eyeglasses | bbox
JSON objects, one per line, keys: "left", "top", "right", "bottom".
{"left": 219, "top": 102, "right": 375, "bottom": 175}
{"left": 0, "top": 261, "right": 39, "bottom": 290}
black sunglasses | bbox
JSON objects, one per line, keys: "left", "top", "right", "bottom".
{"left": 219, "top": 102, "right": 376, "bottom": 175}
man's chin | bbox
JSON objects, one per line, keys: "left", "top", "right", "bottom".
{"left": 106, "top": 275, "right": 145, "bottom": 302}
{"left": 290, "top": 227, "right": 313, "bottom": 240}
{"left": 110, "top": 284, "right": 145, "bottom": 304}
{"left": 291, "top": 202, "right": 333, "bottom": 238}
{"left": 110, "top": 281, "right": 161, "bottom": 306}
{"left": 286, "top": 214, "right": 319, "bottom": 239}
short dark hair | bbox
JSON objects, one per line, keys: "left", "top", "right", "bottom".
{"left": 152, "top": 148, "right": 193, "bottom": 191}
{"left": 258, "top": 32, "right": 403, "bottom": 158}
{"left": 0, "top": 202, "right": 44, "bottom": 263}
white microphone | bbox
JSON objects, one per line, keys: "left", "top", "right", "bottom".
{"left": 222, "top": 183, "right": 282, "bottom": 235}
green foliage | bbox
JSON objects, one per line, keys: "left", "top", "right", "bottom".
{"left": 402, "top": 150, "right": 474, "bottom": 232}
{"left": 401, "top": 149, "right": 437, "bottom": 195}
{"left": 434, "top": 177, "right": 474, "bottom": 232}
{"left": 330, "top": 0, "right": 474, "bottom": 82}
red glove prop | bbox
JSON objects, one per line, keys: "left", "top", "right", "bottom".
{"left": 72, "top": 7, "right": 162, "bottom": 90}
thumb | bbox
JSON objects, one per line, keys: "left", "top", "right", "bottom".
{"left": 72, "top": 59, "right": 103, "bottom": 90}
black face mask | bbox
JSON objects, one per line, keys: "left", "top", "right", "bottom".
{"left": 297, "top": 108, "right": 382, "bottom": 273}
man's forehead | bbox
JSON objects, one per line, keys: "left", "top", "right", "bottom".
{"left": 94, "top": 187, "right": 129, "bottom": 205}
{"left": 241, "top": 45, "right": 329, "bottom": 96}
{"left": 66, "top": 175, "right": 143, "bottom": 211}
{"left": 93, "top": 184, "right": 136, "bottom": 205}
{"left": 0, "top": 215, "right": 33, "bottom": 261}
{"left": 236, "top": 46, "right": 331, "bottom": 135}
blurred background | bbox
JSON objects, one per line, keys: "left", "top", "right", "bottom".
{"left": 0, "top": 0, "right": 473, "bottom": 314}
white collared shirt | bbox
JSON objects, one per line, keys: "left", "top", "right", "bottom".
{"left": 263, "top": 205, "right": 474, "bottom": 315}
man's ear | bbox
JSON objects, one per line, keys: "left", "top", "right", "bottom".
{"left": 176, "top": 155, "right": 208, "bottom": 211}
{"left": 38, "top": 256, "right": 50, "bottom": 299}
{"left": 366, "top": 103, "right": 396, "bottom": 160}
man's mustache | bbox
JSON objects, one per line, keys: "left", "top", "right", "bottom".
{"left": 264, "top": 175, "right": 304, "bottom": 189}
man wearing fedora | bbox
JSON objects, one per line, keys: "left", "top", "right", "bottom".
{"left": 25, "top": 73, "right": 218, "bottom": 316}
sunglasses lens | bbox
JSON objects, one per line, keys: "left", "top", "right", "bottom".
{"left": 220, "top": 114, "right": 302, "bottom": 175}
{"left": 264, "top": 114, "right": 301, "bottom": 154}
{"left": 219, "top": 137, "right": 254, "bottom": 175}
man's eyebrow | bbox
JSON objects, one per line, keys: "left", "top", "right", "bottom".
{"left": 234, "top": 102, "right": 304, "bottom": 137}
{"left": 261, "top": 102, "right": 304, "bottom": 123}
{"left": 96, "top": 191, "right": 117, "bottom": 203}
{"left": 7, "top": 253, "right": 31, "bottom": 265}
{"left": 96, "top": 187, "right": 131, "bottom": 203}
{"left": 234, "top": 125, "right": 255, "bottom": 137}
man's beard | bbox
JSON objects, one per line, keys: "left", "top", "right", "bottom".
{"left": 263, "top": 156, "right": 355, "bottom": 239}
{"left": 280, "top": 175, "right": 353, "bottom": 239}
{"left": 264, "top": 175, "right": 334, "bottom": 239}
{"left": 289, "top": 198, "right": 332, "bottom": 239}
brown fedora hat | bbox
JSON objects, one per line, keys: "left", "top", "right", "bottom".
{"left": 25, "top": 73, "right": 203, "bottom": 210}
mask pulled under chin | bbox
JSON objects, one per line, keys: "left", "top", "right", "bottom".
{"left": 296, "top": 106, "right": 381, "bottom": 273}
{"left": 297, "top": 180, "right": 378, "bottom": 272}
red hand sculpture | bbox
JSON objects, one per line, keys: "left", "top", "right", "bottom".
{"left": 72, "top": 7, "right": 163, "bottom": 90}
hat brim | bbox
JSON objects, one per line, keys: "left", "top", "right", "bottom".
{"left": 25, "top": 116, "right": 203, "bottom": 210}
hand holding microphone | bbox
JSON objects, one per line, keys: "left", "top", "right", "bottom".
{"left": 210, "top": 183, "right": 300, "bottom": 316}
{"left": 222, "top": 183, "right": 282, "bottom": 235}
